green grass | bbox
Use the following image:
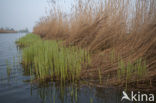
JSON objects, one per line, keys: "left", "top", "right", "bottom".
{"left": 16, "top": 33, "right": 90, "bottom": 82}
{"left": 16, "top": 33, "right": 41, "bottom": 47}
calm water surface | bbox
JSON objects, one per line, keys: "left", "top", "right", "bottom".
{"left": 0, "top": 33, "right": 124, "bottom": 103}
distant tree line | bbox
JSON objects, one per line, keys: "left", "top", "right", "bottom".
{"left": 0, "top": 27, "right": 16, "bottom": 31}
{"left": 0, "top": 27, "right": 17, "bottom": 33}
{"left": 0, "top": 27, "right": 29, "bottom": 33}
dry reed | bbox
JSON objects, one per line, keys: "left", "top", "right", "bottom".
{"left": 33, "top": 0, "right": 156, "bottom": 89}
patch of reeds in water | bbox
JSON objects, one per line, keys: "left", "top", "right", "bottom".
{"left": 16, "top": 33, "right": 41, "bottom": 47}
{"left": 33, "top": 0, "right": 156, "bottom": 83}
{"left": 16, "top": 34, "right": 90, "bottom": 82}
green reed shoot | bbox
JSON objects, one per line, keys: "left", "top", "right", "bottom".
{"left": 6, "top": 60, "right": 11, "bottom": 77}
{"left": 110, "top": 49, "right": 115, "bottom": 63}
{"left": 98, "top": 68, "right": 102, "bottom": 84}
{"left": 118, "top": 58, "right": 147, "bottom": 83}
{"left": 16, "top": 34, "right": 90, "bottom": 82}
{"left": 90, "top": 97, "right": 93, "bottom": 103}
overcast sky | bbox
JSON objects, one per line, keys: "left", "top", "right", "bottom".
{"left": 0, "top": 0, "right": 49, "bottom": 31}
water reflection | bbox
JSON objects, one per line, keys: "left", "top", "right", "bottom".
{"left": 0, "top": 33, "right": 122, "bottom": 103}
{"left": 30, "top": 81, "right": 123, "bottom": 103}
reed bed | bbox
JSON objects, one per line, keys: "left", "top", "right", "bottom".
{"left": 32, "top": 0, "right": 155, "bottom": 89}
{"left": 16, "top": 34, "right": 90, "bottom": 82}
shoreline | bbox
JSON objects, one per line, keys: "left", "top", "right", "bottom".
{"left": 16, "top": 33, "right": 156, "bottom": 92}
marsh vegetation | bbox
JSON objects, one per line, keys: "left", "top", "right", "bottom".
{"left": 17, "top": 0, "right": 156, "bottom": 90}
{"left": 16, "top": 34, "right": 90, "bottom": 83}
{"left": 1, "top": 33, "right": 122, "bottom": 103}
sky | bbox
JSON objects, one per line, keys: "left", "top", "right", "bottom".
{"left": 0, "top": 0, "right": 49, "bottom": 32}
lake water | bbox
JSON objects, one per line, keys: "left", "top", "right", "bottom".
{"left": 0, "top": 33, "right": 124, "bottom": 103}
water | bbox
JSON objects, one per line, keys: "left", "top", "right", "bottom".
{"left": 0, "top": 33, "right": 123, "bottom": 103}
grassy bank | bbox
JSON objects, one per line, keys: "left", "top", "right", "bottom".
{"left": 32, "top": 0, "right": 156, "bottom": 90}
{"left": 16, "top": 33, "right": 90, "bottom": 82}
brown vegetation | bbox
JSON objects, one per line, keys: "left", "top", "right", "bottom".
{"left": 33, "top": 0, "right": 156, "bottom": 90}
